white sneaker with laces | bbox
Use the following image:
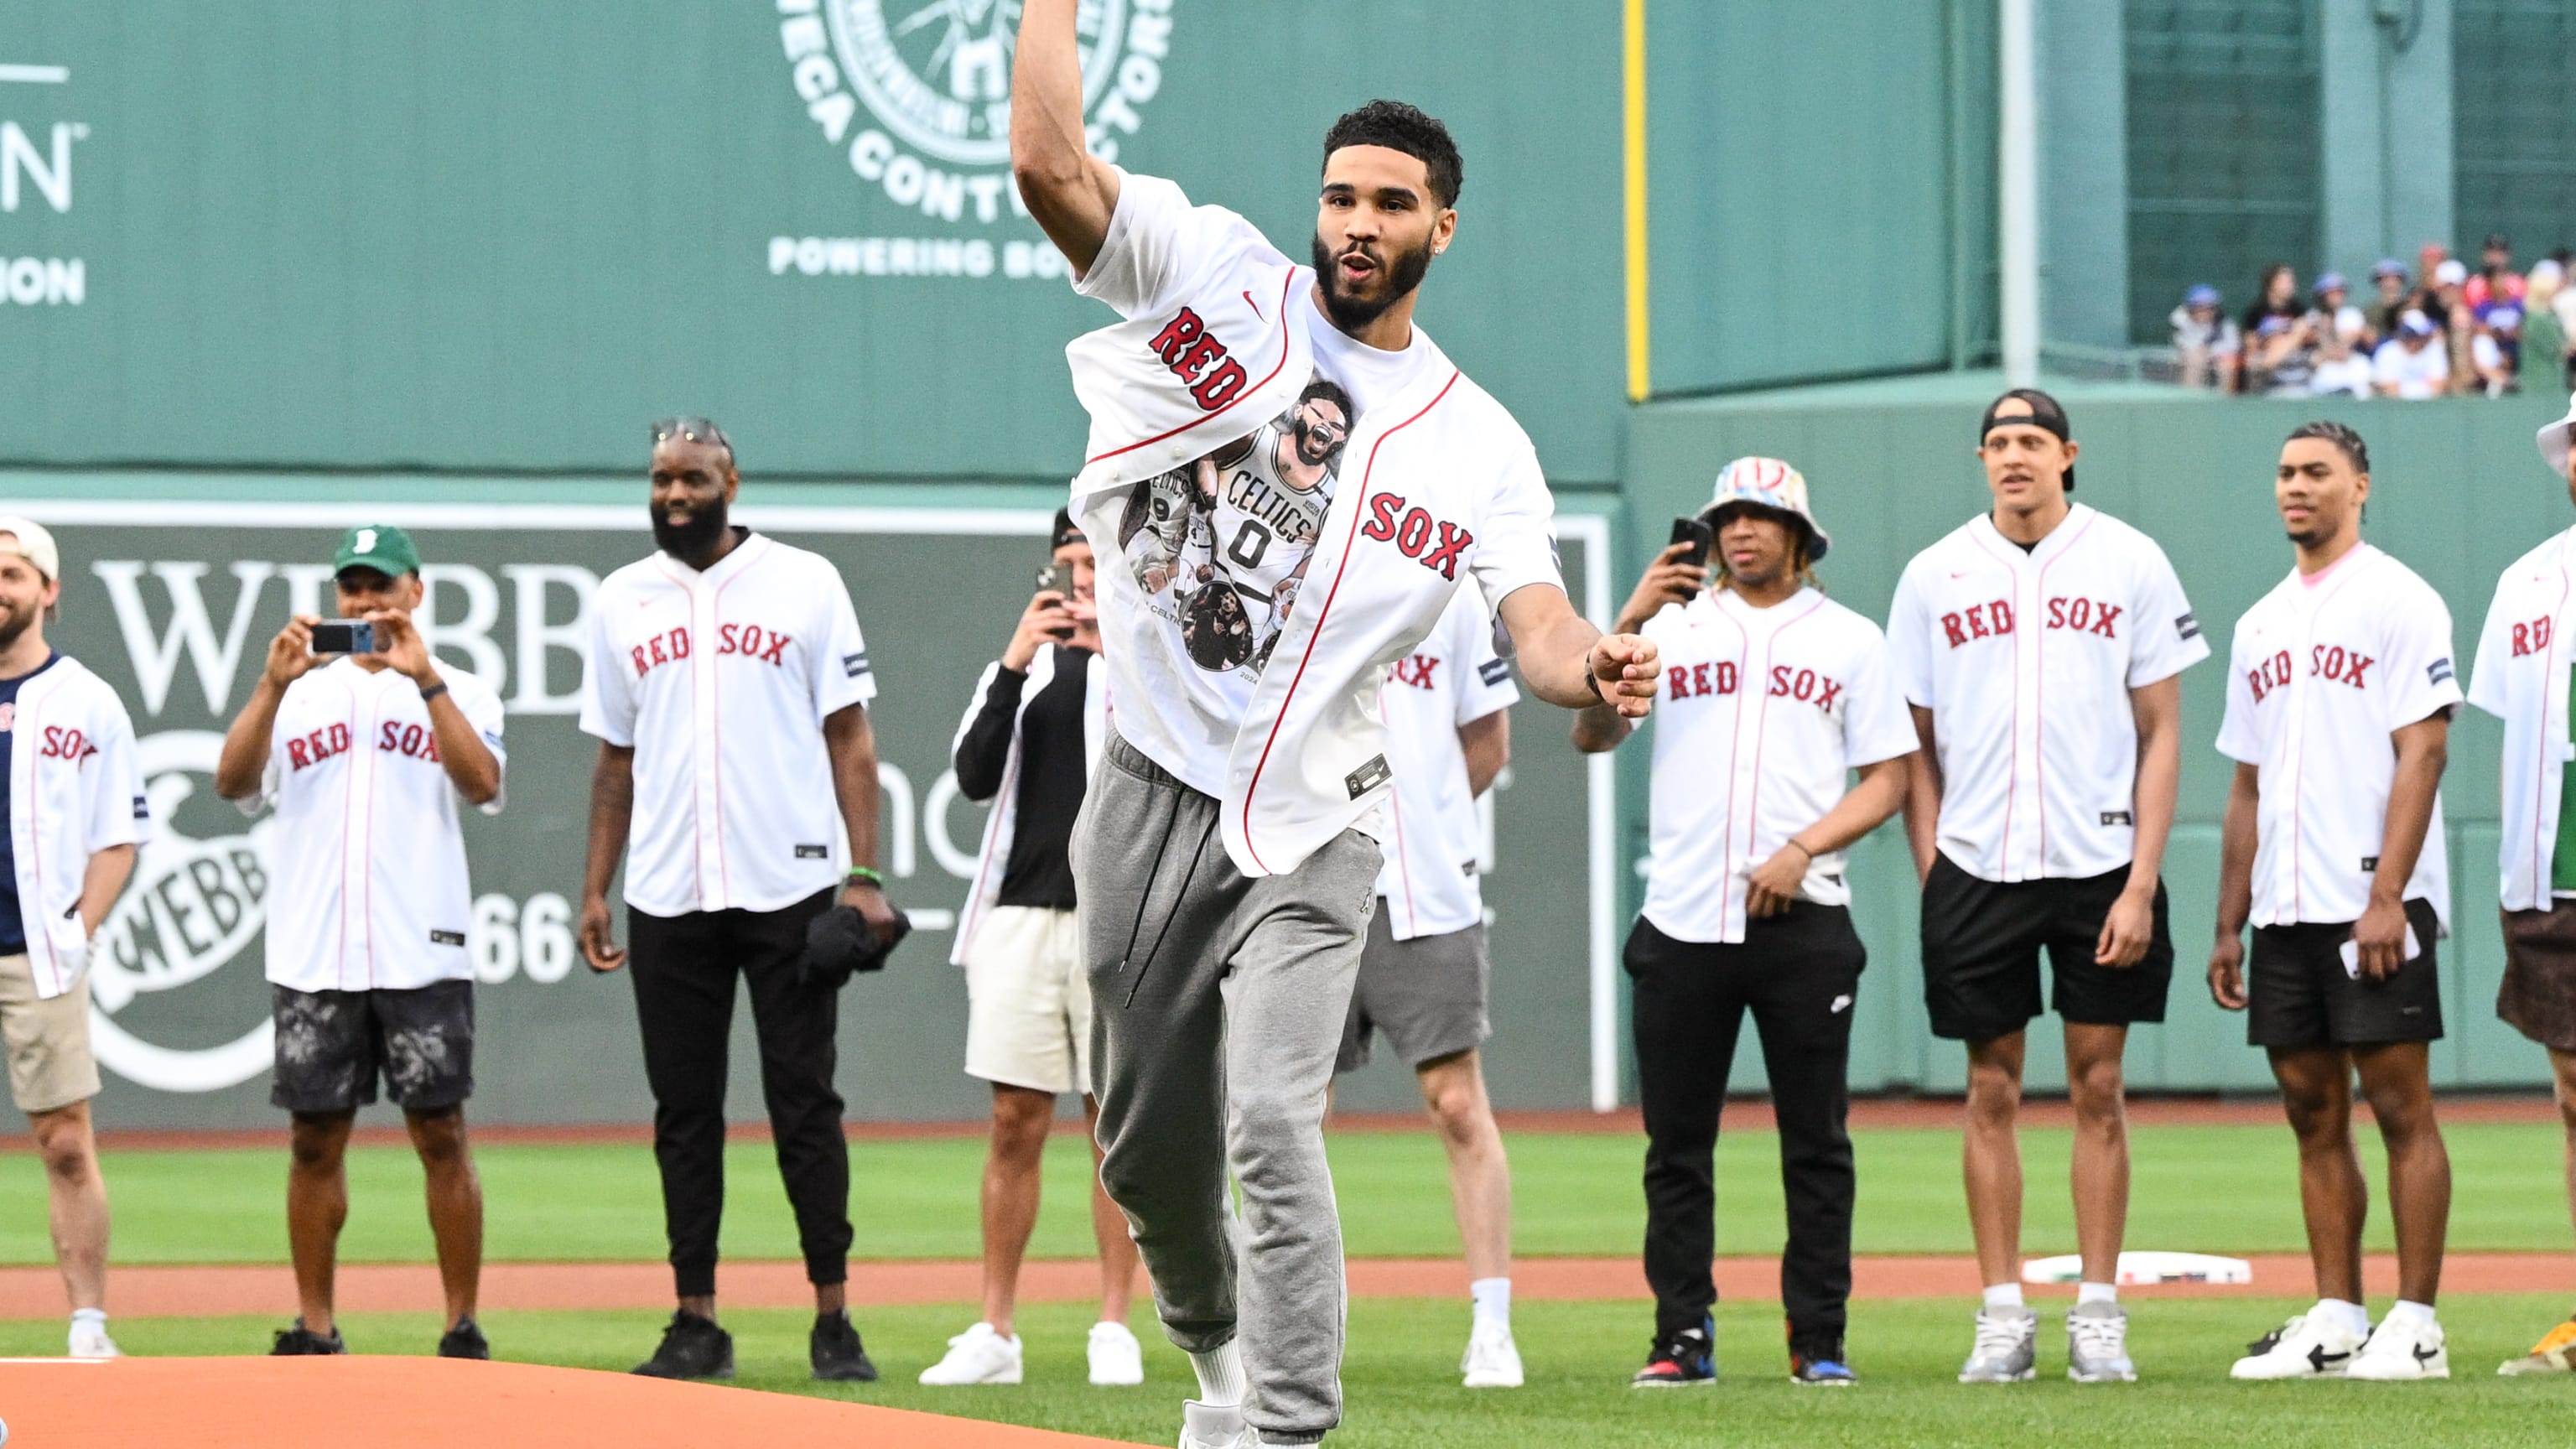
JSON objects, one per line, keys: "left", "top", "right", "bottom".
{"left": 1957, "top": 1306, "right": 2038, "bottom": 1384}
{"left": 1089, "top": 1321, "right": 1145, "bottom": 1386}
{"left": 1461, "top": 1322, "right": 1524, "bottom": 1388}
{"left": 1178, "top": 1399, "right": 1252, "bottom": 1449}
{"left": 2345, "top": 1316, "right": 2449, "bottom": 1381}
{"left": 66, "top": 1320, "right": 120, "bottom": 1360}
{"left": 2229, "top": 1311, "right": 2369, "bottom": 1380}
{"left": 2065, "top": 1301, "right": 2136, "bottom": 1383}
{"left": 917, "top": 1321, "right": 1024, "bottom": 1385}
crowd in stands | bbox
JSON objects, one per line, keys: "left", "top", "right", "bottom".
{"left": 2171, "top": 235, "right": 2576, "bottom": 399}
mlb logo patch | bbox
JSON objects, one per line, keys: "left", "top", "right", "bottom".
{"left": 1479, "top": 658, "right": 1511, "bottom": 687}
{"left": 844, "top": 652, "right": 871, "bottom": 679}
{"left": 2426, "top": 657, "right": 2454, "bottom": 686}
{"left": 2175, "top": 611, "right": 2201, "bottom": 642}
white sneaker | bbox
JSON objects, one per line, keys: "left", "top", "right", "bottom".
{"left": 2230, "top": 1311, "right": 2369, "bottom": 1380}
{"left": 1461, "top": 1322, "right": 1524, "bottom": 1388}
{"left": 917, "top": 1322, "right": 1023, "bottom": 1385}
{"left": 2345, "top": 1315, "right": 2449, "bottom": 1381}
{"left": 66, "top": 1320, "right": 120, "bottom": 1360}
{"left": 1178, "top": 1399, "right": 1251, "bottom": 1449}
{"left": 1089, "top": 1321, "right": 1145, "bottom": 1386}
{"left": 1957, "top": 1306, "right": 2037, "bottom": 1383}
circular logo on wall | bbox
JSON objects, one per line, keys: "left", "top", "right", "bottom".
{"left": 776, "top": 0, "right": 1176, "bottom": 230}
{"left": 86, "top": 731, "right": 275, "bottom": 1093}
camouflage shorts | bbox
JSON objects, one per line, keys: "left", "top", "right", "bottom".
{"left": 270, "top": 979, "right": 475, "bottom": 1114}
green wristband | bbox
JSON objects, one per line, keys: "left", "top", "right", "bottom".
{"left": 846, "top": 866, "right": 885, "bottom": 888}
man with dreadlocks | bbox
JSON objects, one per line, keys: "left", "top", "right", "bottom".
{"left": 2213, "top": 419, "right": 2461, "bottom": 1382}
{"left": 1575, "top": 458, "right": 1916, "bottom": 1388}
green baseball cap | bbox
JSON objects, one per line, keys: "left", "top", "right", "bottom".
{"left": 334, "top": 523, "right": 420, "bottom": 579}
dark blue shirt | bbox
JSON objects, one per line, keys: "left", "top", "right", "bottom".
{"left": 0, "top": 652, "right": 65, "bottom": 954}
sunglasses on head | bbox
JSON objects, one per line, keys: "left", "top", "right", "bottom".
{"left": 650, "top": 417, "right": 732, "bottom": 450}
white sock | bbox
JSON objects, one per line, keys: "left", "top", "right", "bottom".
{"left": 2384, "top": 1299, "right": 2438, "bottom": 1331}
{"left": 2316, "top": 1298, "right": 2371, "bottom": 1337}
{"left": 1470, "top": 1277, "right": 1512, "bottom": 1332}
{"left": 1189, "top": 1339, "right": 1246, "bottom": 1406}
{"left": 70, "top": 1308, "right": 106, "bottom": 1332}
{"left": 2076, "top": 1281, "right": 2118, "bottom": 1306}
{"left": 1982, "top": 1283, "right": 2025, "bottom": 1311}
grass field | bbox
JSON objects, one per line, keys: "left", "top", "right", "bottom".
{"left": 3, "top": 1298, "right": 2571, "bottom": 1447}
{"left": 2, "top": 1119, "right": 2566, "bottom": 1265}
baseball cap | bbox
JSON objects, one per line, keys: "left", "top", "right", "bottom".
{"left": 0, "top": 516, "right": 60, "bottom": 582}
{"left": 2314, "top": 271, "right": 2347, "bottom": 294}
{"left": 1977, "top": 388, "right": 2077, "bottom": 491}
{"left": 2184, "top": 283, "right": 2220, "bottom": 308}
{"left": 2399, "top": 309, "right": 2437, "bottom": 337}
{"left": 2434, "top": 258, "right": 2469, "bottom": 286}
{"left": 1700, "top": 456, "right": 1831, "bottom": 563}
{"left": 2371, "top": 257, "right": 2407, "bottom": 280}
{"left": 334, "top": 523, "right": 421, "bottom": 579}
{"left": 2543, "top": 392, "right": 2576, "bottom": 479}
{"left": 2485, "top": 232, "right": 2511, "bottom": 252}
{"left": 1051, "top": 507, "right": 1085, "bottom": 551}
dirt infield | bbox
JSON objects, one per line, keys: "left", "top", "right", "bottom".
{"left": 5, "top": 1252, "right": 2568, "bottom": 1322}
{"left": 36, "top": 1092, "right": 2558, "bottom": 1155}
{"left": 0, "top": 1356, "right": 1135, "bottom": 1448}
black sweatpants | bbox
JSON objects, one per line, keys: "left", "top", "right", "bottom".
{"left": 1628, "top": 906, "right": 1864, "bottom": 1354}
{"left": 627, "top": 888, "right": 851, "bottom": 1298}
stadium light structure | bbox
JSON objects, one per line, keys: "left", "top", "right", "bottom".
{"left": 1997, "top": 0, "right": 2039, "bottom": 388}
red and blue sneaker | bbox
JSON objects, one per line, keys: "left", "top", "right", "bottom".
{"left": 1631, "top": 1318, "right": 1716, "bottom": 1387}
{"left": 1790, "top": 1337, "right": 1858, "bottom": 1386}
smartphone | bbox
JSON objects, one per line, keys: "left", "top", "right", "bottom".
{"left": 1033, "top": 563, "right": 1077, "bottom": 640}
{"left": 1668, "top": 517, "right": 1713, "bottom": 600}
{"left": 309, "top": 620, "right": 376, "bottom": 655}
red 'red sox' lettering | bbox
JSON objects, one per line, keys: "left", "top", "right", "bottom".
{"left": 377, "top": 720, "right": 444, "bottom": 762}
{"left": 2308, "top": 643, "right": 2374, "bottom": 689}
{"left": 1387, "top": 654, "right": 1441, "bottom": 690}
{"left": 284, "top": 722, "right": 354, "bottom": 771}
{"left": 2512, "top": 616, "right": 2556, "bottom": 657}
{"left": 630, "top": 626, "right": 690, "bottom": 679}
{"left": 2246, "top": 648, "right": 2294, "bottom": 704}
{"left": 1939, "top": 599, "right": 2016, "bottom": 648}
{"left": 1768, "top": 665, "right": 1846, "bottom": 713}
{"left": 1664, "top": 661, "right": 1739, "bottom": 700}
{"left": 1359, "top": 492, "right": 1474, "bottom": 581}
{"left": 37, "top": 726, "right": 99, "bottom": 763}
{"left": 2044, "top": 595, "right": 2124, "bottom": 638}
{"left": 718, "top": 622, "right": 795, "bottom": 667}
{"left": 1147, "top": 307, "right": 1249, "bottom": 410}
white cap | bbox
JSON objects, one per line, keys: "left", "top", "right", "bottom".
{"left": 1701, "top": 456, "right": 1831, "bottom": 562}
{"left": 2434, "top": 258, "right": 2469, "bottom": 286}
{"left": 2544, "top": 392, "right": 2575, "bottom": 479}
{"left": 0, "top": 517, "right": 60, "bottom": 582}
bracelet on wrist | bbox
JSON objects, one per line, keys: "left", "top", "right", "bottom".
{"left": 418, "top": 681, "right": 449, "bottom": 704}
{"left": 1582, "top": 644, "right": 1607, "bottom": 701}
{"left": 846, "top": 866, "right": 885, "bottom": 889}
{"left": 1784, "top": 839, "right": 1815, "bottom": 860}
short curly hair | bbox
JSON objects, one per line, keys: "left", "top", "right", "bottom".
{"left": 2287, "top": 419, "right": 2370, "bottom": 474}
{"left": 1322, "top": 100, "right": 1463, "bottom": 208}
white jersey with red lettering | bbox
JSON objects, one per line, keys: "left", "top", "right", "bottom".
{"left": 242, "top": 658, "right": 506, "bottom": 993}
{"left": 5, "top": 656, "right": 150, "bottom": 1000}
{"left": 1374, "top": 588, "right": 1519, "bottom": 941}
{"left": 2215, "top": 543, "right": 2460, "bottom": 927}
{"left": 1885, "top": 503, "right": 2208, "bottom": 883}
{"left": 1639, "top": 586, "right": 1918, "bottom": 943}
{"left": 578, "top": 532, "right": 875, "bottom": 917}
{"left": 2466, "top": 526, "right": 2576, "bottom": 909}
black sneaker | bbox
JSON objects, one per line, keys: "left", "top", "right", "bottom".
{"left": 810, "top": 1309, "right": 879, "bottom": 1383}
{"left": 1630, "top": 1318, "right": 1716, "bottom": 1387}
{"left": 438, "top": 1317, "right": 491, "bottom": 1360}
{"left": 271, "top": 1319, "right": 346, "bottom": 1356}
{"left": 1790, "top": 1336, "right": 1858, "bottom": 1386}
{"left": 632, "top": 1310, "right": 734, "bottom": 1380}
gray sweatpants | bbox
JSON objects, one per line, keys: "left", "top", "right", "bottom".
{"left": 1074, "top": 735, "right": 1379, "bottom": 1443}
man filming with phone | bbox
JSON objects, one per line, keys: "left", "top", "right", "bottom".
{"left": 216, "top": 523, "right": 506, "bottom": 1360}
{"left": 920, "top": 509, "right": 1145, "bottom": 1389}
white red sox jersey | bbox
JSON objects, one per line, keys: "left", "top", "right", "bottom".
{"left": 1887, "top": 503, "right": 2208, "bottom": 882}
{"left": 2468, "top": 527, "right": 2576, "bottom": 909}
{"left": 4, "top": 656, "right": 149, "bottom": 999}
{"left": 578, "top": 533, "right": 875, "bottom": 917}
{"left": 242, "top": 658, "right": 506, "bottom": 993}
{"left": 2215, "top": 543, "right": 2460, "bottom": 927}
{"left": 1640, "top": 587, "right": 1918, "bottom": 943}
{"left": 1374, "top": 588, "right": 1519, "bottom": 941}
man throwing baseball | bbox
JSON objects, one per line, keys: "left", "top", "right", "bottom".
{"left": 216, "top": 525, "right": 504, "bottom": 1359}
{"left": 1012, "top": 5, "right": 1659, "bottom": 1441}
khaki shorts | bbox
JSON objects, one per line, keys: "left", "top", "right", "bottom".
{"left": 963, "top": 905, "right": 1092, "bottom": 1096}
{"left": 2501, "top": 901, "right": 2576, "bottom": 1052}
{"left": 0, "top": 953, "right": 101, "bottom": 1114}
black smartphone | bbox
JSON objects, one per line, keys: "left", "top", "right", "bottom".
{"left": 309, "top": 620, "right": 376, "bottom": 655}
{"left": 1034, "top": 563, "right": 1077, "bottom": 639}
{"left": 1668, "top": 517, "right": 1712, "bottom": 600}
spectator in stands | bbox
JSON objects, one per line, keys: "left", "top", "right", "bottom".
{"left": 2306, "top": 273, "right": 2374, "bottom": 398}
{"left": 2372, "top": 309, "right": 2451, "bottom": 399}
{"left": 2474, "top": 293, "right": 2527, "bottom": 395}
{"left": 2248, "top": 314, "right": 2318, "bottom": 397}
{"left": 2435, "top": 259, "right": 2477, "bottom": 394}
{"left": 2367, "top": 259, "right": 2413, "bottom": 342}
{"left": 2239, "top": 265, "right": 2303, "bottom": 393}
{"left": 2527, "top": 257, "right": 2573, "bottom": 393}
{"left": 2465, "top": 233, "right": 2526, "bottom": 310}
{"left": 2170, "top": 284, "right": 2240, "bottom": 391}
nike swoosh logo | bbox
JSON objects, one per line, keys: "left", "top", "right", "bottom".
{"left": 2412, "top": 1344, "right": 2440, "bottom": 1363}
{"left": 1950, "top": 570, "right": 1973, "bottom": 579}
{"left": 1830, "top": 995, "right": 1852, "bottom": 1014}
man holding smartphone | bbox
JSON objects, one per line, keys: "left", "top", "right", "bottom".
{"left": 922, "top": 510, "right": 1144, "bottom": 1389}
{"left": 216, "top": 524, "right": 506, "bottom": 1359}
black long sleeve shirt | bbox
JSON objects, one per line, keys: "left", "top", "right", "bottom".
{"left": 953, "top": 645, "right": 1089, "bottom": 910}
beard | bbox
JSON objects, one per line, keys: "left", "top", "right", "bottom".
{"left": 1311, "top": 230, "right": 1434, "bottom": 332}
{"left": 0, "top": 605, "right": 29, "bottom": 652}
{"left": 652, "top": 495, "right": 730, "bottom": 558}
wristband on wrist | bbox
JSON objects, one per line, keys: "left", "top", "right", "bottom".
{"left": 418, "top": 681, "right": 449, "bottom": 704}
{"left": 847, "top": 866, "right": 885, "bottom": 889}
{"left": 1784, "top": 839, "right": 1815, "bottom": 860}
{"left": 1582, "top": 643, "right": 1606, "bottom": 701}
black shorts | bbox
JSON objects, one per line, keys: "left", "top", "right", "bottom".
{"left": 270, "top": 979, "right": 475, "bottom": 1114}
{"left": 1919, "top": 853, "right": 2173, "bottom": 1041}
{"left": 2247, "top": 898, "right": 2444, "bottom": 1050}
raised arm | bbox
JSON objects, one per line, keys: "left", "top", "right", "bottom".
{"left": 1495, "top": 584, "right": 1657, "bottom": 715}
{"left": 1010, "top": 0, "right": 1122, "bottom": 273}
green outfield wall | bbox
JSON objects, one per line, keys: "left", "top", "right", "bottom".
{"left": 1624, "top": 379, "right": 2576, "bottom": 1097}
